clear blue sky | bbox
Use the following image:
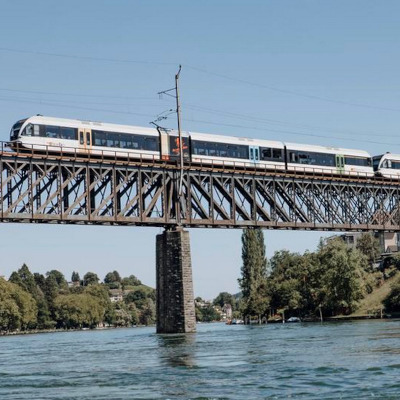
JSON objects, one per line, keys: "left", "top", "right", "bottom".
{"left": 1, "top": 1, "right": 400, "bottom": 299}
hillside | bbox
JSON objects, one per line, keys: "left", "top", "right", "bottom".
{"left": 350, "top": 272, "right": 399, "bottom": 317}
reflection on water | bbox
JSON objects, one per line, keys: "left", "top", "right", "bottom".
{"left": 0, "top": 320, "right": 399, "bottom": 399}
{"left": 157, "top": 333, "right": 196, "bottom": 368}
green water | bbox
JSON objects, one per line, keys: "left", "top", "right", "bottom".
{"left": 0, "top": 320, "right": 399, "bottom": 399}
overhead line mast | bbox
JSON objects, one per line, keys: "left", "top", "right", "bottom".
{"left": 155, "top": 65, "right": 185, "bottom": 224}
{"left": 175, "top": 65, "right": 184, "bottom": 198}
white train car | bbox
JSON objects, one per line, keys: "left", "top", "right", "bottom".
{"left": 373, "top": 153, "right": 400, "bottom": 178}
{"left": 10, "top": 115, "right": 161, "bottom": 160}
{"left": 189, "top": 131, "right": 286, "bottom": 170}
{"left": 284, "top": 142, "right": 374, "bottom": 177}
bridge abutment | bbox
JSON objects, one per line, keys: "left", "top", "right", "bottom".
{"left": 156, "top": 228, "right": 196, "bottom": 334}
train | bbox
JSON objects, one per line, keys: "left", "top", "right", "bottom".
{"left": 8, "top": 115, "right": 399, "bottom": 178}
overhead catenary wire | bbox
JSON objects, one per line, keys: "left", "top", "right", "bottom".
{"left": 1, "top": 46, "right": 400, "bottom": 113}
{"left": 0, "top": 86, "right": 397, "bottom": 141}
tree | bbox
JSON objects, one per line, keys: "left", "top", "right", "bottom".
{"left": 124, "top": 285, "right": 156, "bottom": 309}
{"left": 0, "top": 278, "right": 37, "bottom": 331}
{"left": 238, "top": 228, "right": 268, "bottom": 322}
{"left": 383, "top": 277, "right": 400, "bottom": 312}
{"left": 104, "top": 270, "right": 121, "bottom": 284}
{"left": 139, "top": 298, "right": 156, "bottom": 325}
{"left": 318, "top": 238, "right": 366, "bottom": 316}
{"left": 121, "top": 275, "right": 142, "bottom": 288}
{"left": 356, "top": 233, "right": 381, "bottom": 269}
{"left": 71, "top": 271, "right": 80, "bottom": 283}
{"left": 83, "top": 272, "right": 99, "bottom": 286}
{"left": 46, "top": 270, "right": 68, "bottom": 291}
{"left": 9, "top": 264, "right": 39, "bottom": 297}
{"left": 9, "top": 265, "right": 53, "bottom": 329}
{"left": 199, "top": 305, "right": 221, "bottom": 322}
{"left": 54, "top": 294, "right": 104, "bottom": 329}
{"left": 213, "top": 292, "right": 237, "bottom": 310}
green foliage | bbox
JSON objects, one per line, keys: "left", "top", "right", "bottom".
{"left": 318, "top": 238, "right": 366, "bottom": 315}
{"left": 139, "top": 298, "right": 156, "bottom": 325}
{"left": 71, "top": 271, "right": 80, "bottom": 283}
{"left": 213, "top": 292, "right": 237, "bottom": 311}
{"left": 197, "top": 305, "right": 221, "bottom": 322}
{"left": 121, "top": 275, "right": 142, "bottom": 288}
{"left": 383, "top": 277, "right": 400, "bottom": 312}
{"left": 238, "top": 228, "right": 268, "bottom": 320}
{"left": 46, "top": 270, "right": 68, "bottom": 291}
{"left": 356, "top": 233, "right": 380, "bottom": 269}
{"left": 83, "top": 272, "right": 99, "bottom": 286}
{"left": 0, "top": 278, "right": 37, "bottom": 331}
{"left": 124, "top": 285, "right": 155, "bottom": 308}
{"left": 104, "top": 271, "right": 122, "bottom": 286}
{"left": 54, "top": 294, "right": 105, "bottom": 329}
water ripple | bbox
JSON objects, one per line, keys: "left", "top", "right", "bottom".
{"left": 0, "top": 320, "right": 400, "bottom": 399}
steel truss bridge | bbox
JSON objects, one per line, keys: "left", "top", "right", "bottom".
{"left": 1, "top": 150, "right": 400, "bottom": 231}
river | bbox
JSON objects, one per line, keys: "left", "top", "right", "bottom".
{"left": 0, "top": 320, "right": 399, "bottom": 399}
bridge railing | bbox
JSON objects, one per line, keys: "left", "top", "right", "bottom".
{"left": 1, "top": 140, "right": 399, "bottom": 183}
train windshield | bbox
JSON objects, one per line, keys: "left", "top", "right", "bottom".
{"left": 372, "top": 155, "right": 383, "bottom": 171}
{"left": 10, "top": 119, "right": 27, "bottom": 140}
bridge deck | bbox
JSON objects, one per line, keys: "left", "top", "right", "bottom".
{"left": 1, "top": 150, "right": 399, "bottom": 231}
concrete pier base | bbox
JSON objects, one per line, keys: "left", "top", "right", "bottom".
{"left": 156, "top": 228, "right": 196, "bottom": 334}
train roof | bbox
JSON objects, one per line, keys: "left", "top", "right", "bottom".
{"left": 190, "top": 131, "right": 284, "bottom": 148}
{"left": 376, "top": 152, "right": 400, "bottom": 161}
{"left": 284, "top": 142, "right": 371, "bottom": 158}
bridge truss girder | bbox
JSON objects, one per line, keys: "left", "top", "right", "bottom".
{"left": 1, "top": 155, "right": 400, "bottom": 231}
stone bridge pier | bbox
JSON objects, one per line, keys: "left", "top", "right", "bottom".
{"left": 156, "top": 228, "right": 196, "bottom": 333}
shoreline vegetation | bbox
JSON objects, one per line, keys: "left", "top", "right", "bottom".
{"left": 224, "top": 230, "right": 400, "bottom": 325}
{"left": 0, "top": 267, "right": 156, "bottom": 335}
{"left": 1, "top": 232, "right": 400, "bottom": 335}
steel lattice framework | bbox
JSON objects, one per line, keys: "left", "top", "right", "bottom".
{"left": 1, "top": 152, "right": 400, "bottom": 231}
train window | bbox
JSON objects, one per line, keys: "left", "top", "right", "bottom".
{"left": 119, "top": 134, "right": 128, "bottom": 149}
{"left": 273, "top": 149, "right": 283, "bottom": 160}
{"left": 46, "top": 126, "right": 60, "bottom": 139}
{"left": 22, "top": 124, "right": 33, "bottom": 136}
{"left": 144, "top": 137, "right": 158, "bottom": 151}
{"left": 391, "top": 161, "right": 400, "bottom": 170}
{"left": 60, "top": 127, "right": 76, "bottom": 140}
{"left": 131, "top": 136, "right": 142, "bottom": 149}
{"left": 344, "top": 157, "right": 371, "bottom": 167}
{"left": 261, "top": 148, "right": 272, "bottom": 159}
{"left": 289, "top": 151, "right": 335, "bottom": 166}
{"left": 106, "top": 132, "right": 115, "bottom": 147}
{"left": 93, "top": 130, "right": 107, "bottom": 146}
{"left": 192, "top": 140, "right": 248, "bottom": 159}
{"left": 260, "top": 147, "right": 283, "bottom": 161}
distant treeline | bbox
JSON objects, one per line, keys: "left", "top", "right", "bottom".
{"left": 0, "top": 266, "right": 155, "bottom": 333}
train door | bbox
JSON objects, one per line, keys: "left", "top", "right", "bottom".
{"left": 249, "top": 146, "right": 260, "bottom": 163}
{"left": 335, "top": 154, "right": 345, "bottom": 173}
{"left": 78, "top": 128, "right": 92, "bottom": 153}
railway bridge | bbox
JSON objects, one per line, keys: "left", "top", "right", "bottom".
{"left": 1, "top": 144, "right": 400, "bottom": 333}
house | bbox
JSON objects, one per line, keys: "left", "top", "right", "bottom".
{"left": 332, "top": 232, "right": 400, "bottom": 254}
